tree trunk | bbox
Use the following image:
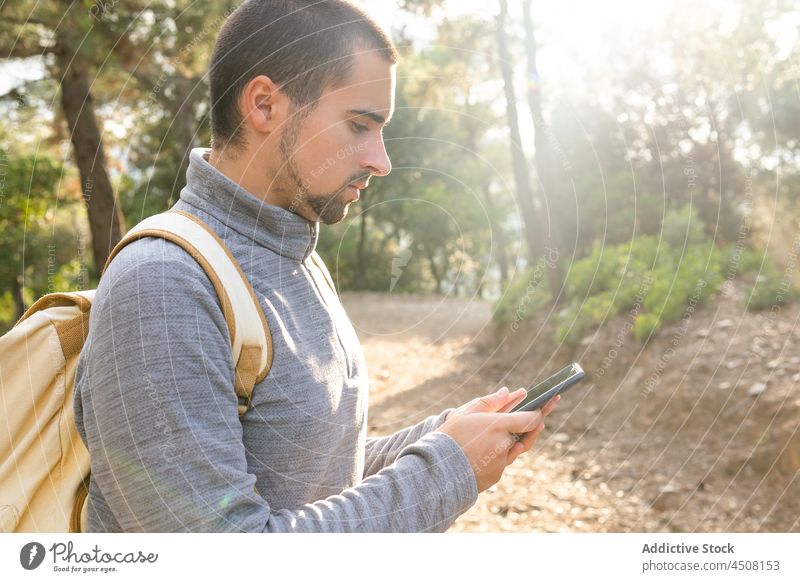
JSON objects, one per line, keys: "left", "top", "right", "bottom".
{"left": 462, "top": 89, "right": 511, "bottom": 293}
{"left": 356, "top": 208, "right": 368, "bottom": 286}
{"left": 56, "top": 37, "right": 126, "bottom": 276}
{"left": 13, "top": 274, "right": 25, "bottom": 322}
{"left": 522, "top": 0, "right": 565, "bottom": 292}
{"left": 482, "top": 183, "right": 510, "bottom": 290}
{"left": 93, "top": 17, "right": 197, "bottom": 208}
{"left": 169, "top": 79, "right": 202, "bottom": 201}
{"left": 423, "top": 244, "right": 443, "bottom": 293}
{"left": 495, "top": 0, "right": 561, "bottom": 297}
{"left": 171, "top": 100, "right": 195, "bottom": 200}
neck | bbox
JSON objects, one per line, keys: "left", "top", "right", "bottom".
{"left": 208, "top": 146, "right": 289, "bottom": 210}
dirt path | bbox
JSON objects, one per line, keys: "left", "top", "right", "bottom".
{"left": 342, "top": 290, "right": 800, "bottom": 533}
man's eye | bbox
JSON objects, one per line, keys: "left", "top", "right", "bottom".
{"left": 351, "top": 121, "right": 369, "bottom": 134}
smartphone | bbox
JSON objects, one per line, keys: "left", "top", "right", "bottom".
{"left": 510, "top": 362, "right": 585, "bottom": 413}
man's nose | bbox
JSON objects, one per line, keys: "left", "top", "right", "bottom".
{"left": 361, "top": 136, "right": 391, "bottom": 177}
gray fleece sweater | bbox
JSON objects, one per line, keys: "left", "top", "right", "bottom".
{"left": 73, "top": 147, "right": 478, "bottom": 532}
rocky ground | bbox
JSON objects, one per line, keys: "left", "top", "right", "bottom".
{"left": 342, "top": 283, "right": 800, "bottom": 532}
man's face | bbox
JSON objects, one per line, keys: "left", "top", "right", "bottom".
{"left": 273, "top": 50, "right": 395, "bottom": 224}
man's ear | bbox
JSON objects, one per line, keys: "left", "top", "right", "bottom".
{"left": 239, "top": 75, "right": 289, "bottom": 136}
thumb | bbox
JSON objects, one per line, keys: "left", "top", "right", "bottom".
{"left": 473, "top": 386, "right": 510, "bottom": 412}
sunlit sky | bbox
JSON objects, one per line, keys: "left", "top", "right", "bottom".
{"left": 1, "top": 0, "right": 797, "bottom": 140}
{"left": 361, "top": 0, "right": 797, "bottom": 97}
{"left": 360, "top": 0, "right": 678, "bottom": 91}
{"left": 355, "top": 0, "right": 690, "bottom": 155}
{"left": 0, "top": 0, "right": 695, "bottom": 97}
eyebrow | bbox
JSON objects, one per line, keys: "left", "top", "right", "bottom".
{"left": 348, "top": 109, "right": 392, "bottom": 126}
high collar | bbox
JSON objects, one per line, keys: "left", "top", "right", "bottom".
{"left": 179, "top": 147, "right": 319, "bottom": 263}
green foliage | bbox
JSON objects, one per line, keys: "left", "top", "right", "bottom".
{"left": 737, "top": 247, "right": 768, "bottom": 276}
{"left": 0, "top": 152, "right": 61, "bottom": 285}
{"left": 717, "top": 242, "right": 799, "bottom": 312}
{"left": 496, "top": 205, "right": 727, "bottom": 344}
{"left": 744, "top": 267, "right": 800, "bottom": 312}
{"left": 316, "top": 214, "right": 433, "bottom": 294}
{"left": 631, "top": 312, "right": 661, "bottom": 343}
{"left": 0, "top": 150, "right": 87, "bottom": 329}
{"left": 0, "top": 292, "right": 14, "bottom": 334}
{"left": 493, "top": 259, "right": 552, "bottom": 327}
{"left": 2, "top": 0, "right": 797, "bottom": 326}
{"left": 662, "top": 204, "right": 708, "bottom": 247}
{"left": 562, "top": 233, "right": 660, "bottom": 307}
{"left": 719, "top": 244, "right": 766, "bottom": 278}
{"left": 632, "top": 241, "right": 721, "bottom": 341}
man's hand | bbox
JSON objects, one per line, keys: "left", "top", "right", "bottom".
{"left": 506, "top": 394, "right": 559, "bottom": 465}
{"left": 438, "top": 386, "right": 559, "bottom": 492}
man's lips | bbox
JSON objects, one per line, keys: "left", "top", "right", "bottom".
{"left": 345, "top": 185, "right": 360, "bottom": 201}
{"left": 344, "top": 180, "right": 367, "bottom": 201}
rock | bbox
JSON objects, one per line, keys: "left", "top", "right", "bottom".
{"left": 717, "top": 319, "right": 734, "bottom": 329}
{"left": 694, "top": 361, "right": 712, "bottom": 374}
{"left": 663, "top": 481, "right": 680, "bottom": 493}
{"left": 552, "top": 432, "right": 570, "bottom": 443}
{"left": 747, "top": 382, "right": 767, "bottom": 397}
{"left": 696, "top": 328, "right": 710, "bottom": 338}
{"left": 651, "top": 482, "right": 682, "bottom": 511}
{"left": 718, "top": 381, "right": 732, "bottom": 390}
{"left": 767, "top": 359, "right": 781, "bottom": 369}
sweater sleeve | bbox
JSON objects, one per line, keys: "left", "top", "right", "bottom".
{"left": 74, "top": 239, "right": 478, "bottom": 533}
{"left": 362, "top": 408, "right": 455, "bottom": 478}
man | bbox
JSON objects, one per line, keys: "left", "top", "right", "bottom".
{"left": 74, "top": 0, "right": 556, "bottom": 532}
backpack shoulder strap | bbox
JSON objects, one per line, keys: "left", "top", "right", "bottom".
{"left": 104, "top": 210, "right": 272, "bottom": 415}
{"left": 16, "top": 291, "right": 96, "bottom": 360}
{"left": 308, "top": 250, "right": 337, "bottom": 296}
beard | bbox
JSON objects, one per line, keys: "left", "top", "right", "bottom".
{"left": 304, "top": 190, "right": 351, "bottom": 225}
{"left": 276, "top": 116, "right": 359, "bottom": 225}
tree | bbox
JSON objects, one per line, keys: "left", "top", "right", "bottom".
{"left": 495, "top": 0, "right": 561, "bottom": 296}
{"left": 0, "top": 0, "right": 127, "bottom": 274}
{"left": 89, "top": 0, "right": 239, "bottom": 212}
{"left": 522, "top": 0, "right": 566, "bottom": 287}
{"left": 0, "top": 151, "right": 81, "bottom": 322}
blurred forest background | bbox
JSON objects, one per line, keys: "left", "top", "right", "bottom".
{"left": 3, "top": 0, "right": 798, "bottom": 533}
{"left": 0, "top": 0, "right": 798, "bottom": 341}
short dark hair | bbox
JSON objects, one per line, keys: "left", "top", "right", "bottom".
{"left": 209, "top": 0, "right": 398, "bottom": 150}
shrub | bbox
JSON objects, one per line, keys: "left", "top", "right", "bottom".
{"left": 662, "top": 204, "right": 707, "bottom": 247}
{"left": 745, "top": 269, "right": 800, "bottom": 311}
{"left": 493, "top": 259, "right": 552, "bottom": 327}
{"left": 495, "top": 205, "right": 726, "bottom": 343}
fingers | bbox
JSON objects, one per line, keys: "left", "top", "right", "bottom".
{"left": 498, "top": 391, "right": 560, "bottom": 416}
{"left": 504, "top": 396, "right": 557, "bottom": 464}
{"left": 541, "top": 394, "right": 561, "bottom": 417}
{"left": 467, "top": 386, "right": 509, "bottom": 414}
{"left": 506, "top": 422, "right": 545, "bottom": 465}
{"left": 503, "top": 409, "right": 544, "bottom": 434}
{"left": 464, "top": 385, "right": 530, "bottom": 415}
{"left": 498, "top": 387, "right": 527, "bottom": 413}
{"left": 459, "top": 386, "right": 559, "bottom": 417}
{"left": 518, "top": 421, "right": 545, "bottom": 451}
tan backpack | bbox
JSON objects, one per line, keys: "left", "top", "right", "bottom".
{"left": 0, "top": 209, "right": 273, "bottom": 532}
